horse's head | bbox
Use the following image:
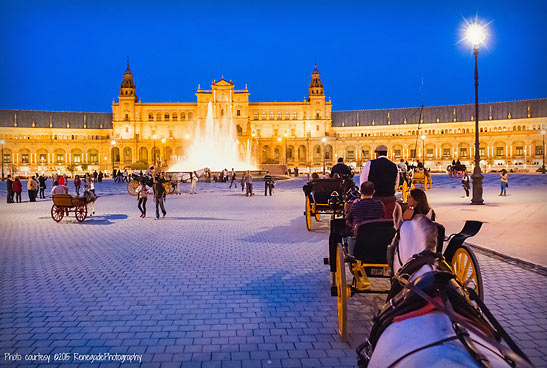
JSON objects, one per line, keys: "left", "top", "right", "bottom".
{"left": 393, "top": 214, "right": 438, "bottom": 275}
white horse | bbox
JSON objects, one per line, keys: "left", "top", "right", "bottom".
{"left": 366, "top": 215, "right": 532, "bottom": 368}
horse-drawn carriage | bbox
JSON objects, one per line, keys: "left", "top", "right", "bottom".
{"left": 409, "top": 169, "right": 432, "bottom": 191}
{"left": 317, "top": 202, "right": 532, "bottom": 366}
{"left": 127, "top": 172, "right": 176, "bottom": 196}
{"left": 51, "top": 194, "right": 91, "bottom": 222}
{"left": 302, "top": 177, "right": 358, "bottom": 231}
{"left": 449, "top": 163, "right": 467, "bottom": 178}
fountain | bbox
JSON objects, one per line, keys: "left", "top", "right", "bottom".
{"left": 168, "top": 102, "right": 256, "bottom": 172}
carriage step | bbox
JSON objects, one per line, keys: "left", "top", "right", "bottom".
{"left": 323, "top": 257, "right": 329, "bottom": 265}
{"left": 331, "top": 286, "right": 337, "bottom": 297}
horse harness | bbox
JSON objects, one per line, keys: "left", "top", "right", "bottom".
{"left": 357, "top": 251, "right": 533, "bottom": 368}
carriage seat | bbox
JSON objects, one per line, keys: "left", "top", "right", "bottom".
{"left": 309, "top": 178, "right": 344, "bottom": 204}
{"left": 353, "top": 219, "right": 396, "bottom": 264}
{"left": 52, "top": 194, "right": 75, "bottom": 207}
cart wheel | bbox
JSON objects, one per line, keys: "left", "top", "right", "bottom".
{"left": 428, "top": 176, "right": 432, "bottom": 189}
{"left": 127, "top": 180, "right": 139, "bottom": 196}
{"left": 336, "top": 243, "right": 348, "bottom": 341}
{"left": 305, "top": 197, "right": 312, "bottom": 231}
{"left": 314, "top": 203, "right": 320, "bottom": 222}
{"left": 424, "top": 176, "right": 428, "bottom": 191}
{"left": 447, "top": 244, "right": 483, "bottom": 300}
{"left": 51, "top": 205, "right": 64, "bottom": 223}
{"left": 75, "top": 205, "right": 87, "bottom": 222}
{"left": 402, "top": 181, "right": 409, "bottom": 202}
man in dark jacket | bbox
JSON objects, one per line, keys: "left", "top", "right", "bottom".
{"left": 359, "top": 145, "right": 399, "bottom": 219}
{"left": 264, "top": 171, "right": 274, "bottom": 196}
{"left": 6, "top": 174, "right": 14, "bottom": 203}
{"left": 330, "top": 157, "right": 353, "bottom": 178}
{"left": 153, "top": 177, "right": 167, "bottom": 219}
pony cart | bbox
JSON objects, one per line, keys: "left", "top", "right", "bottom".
{"left": 325, "top": 216, "right": 485, "bottom": 342}
{"left": 51, "top": 194, "right": 89, "bottom": 223}
{"left": 302, "top": 177, "right": 357, "bottom": 231}
{"left": 410, "top": 169, "right": 432, "bottom": 190}
{"left": 127, "top": 173, "right": 176, "bottom": 196}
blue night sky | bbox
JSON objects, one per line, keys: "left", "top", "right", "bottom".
{"left": 0, "top": 1, "right": 545, "bottom": 112}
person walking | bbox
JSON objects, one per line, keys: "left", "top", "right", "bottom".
{"left": 240, "top": 174, "right": 246, "bottom": 192}
{"left": 461, "top": 171, "right": 470, "bottom": 197}
{"left": 244, "top": 170, "right": 253, "bottom": 196}
{"left": 264, "top": 171, "right": 274, "bottom": 196}
{"left": 38, "top": 175, "right": 47, "bottom": 199}
{"left": 229, "top": 168, "right": 237, "bottom": 188}
{"left": 190, "top": 171, "right": 198, "bottom": 194}
{"left": 123, "top": 169, "right": 128, "bottom": 183}
{"left": 6, "top": 174, "right": 14, "bottom": 203}
{"left": 13, "top": 177, "right": 22, "bottom": 203}
{"left": 499, "top": 169, "right": 508, "bottom": 196}
{"left": 153, "top": 177, "right": 167, "bottom": 219}
{"left": 112, "top": 169, "right": 118, "bottom": 182}
{"left": 98, "top": 171, "right": 103, "bottom": 183}
{"left": 74, "top": 175, "right": 81, "bottom": 196}
{"left": 136, "top": 182, "right": 152, "bottom": 218}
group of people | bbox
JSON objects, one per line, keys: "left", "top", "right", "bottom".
{"left": 112, "top": 169, "right": 129, "bottom": 183}
{"left": 135, "top": 175, "right": 167, "bottom": 219}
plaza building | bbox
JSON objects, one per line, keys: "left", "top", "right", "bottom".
{"left": 0, "top": 64, "right": 546, "bottom": 176}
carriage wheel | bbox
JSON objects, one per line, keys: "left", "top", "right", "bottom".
{"left": 51, "top": 205, "right": 64, "bottom": 223}
{"left": 448, "top": 245, "right": 483, "bottom": 300}
{"left": 336, "top": 243, "right": 348, "bottom": 341}
{"left": 314, "top": 203, "right": 321, "bottom": 222}
{"left": 423, "top": 176, "right": 428, "bottom": 191}
{"left": 127, "top": 180, "right": 139, "bottom": 196}
{"left": 305, "top": 197, "right": 312, "bottom": 231}
{"left": 75, "top": 205, "right": 87, "bottom": 222}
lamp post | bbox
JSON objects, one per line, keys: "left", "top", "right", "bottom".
{"left": 284, "top": 132, "right": 288, "bottom": 166}
{"left": 161, "top": 137, "right": 166, "bottom": 167}
{"left": 421, "top": 135, "right": 426, "bottom": 166}
{"left": 152, "top": 134, "right": 157, "bottom": 166}
{"left": 465, "top": 22, "right": 487, "bottom": 205}
{"left": 110, "top": 140, "right": 116, "bottom": 175}
{"left": 542, "top": 129, "right": 546, "bottom": 174}
{"left": 321, "top": 137, "right": 327, "bottom": 174}
{"left": 0, "top": 139, "right": 4, "bottom": 181}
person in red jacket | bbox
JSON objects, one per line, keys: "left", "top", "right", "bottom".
{"left": 12, "top": 177, "right": 22, "bottom": 203}
{"left": 58, "top": 174, "right": 65, "bottom": 185}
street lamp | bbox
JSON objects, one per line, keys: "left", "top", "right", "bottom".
{"left": 110, "top": 140, "right": 116, "bottom": 175}
{"left": 321, "top": 137, "right": 327, "bottom": 174}
{"left": 0, "top": 139, "right": 4, "bottom": 181}
{"left": 465, "top": 21, "right": 487, "bottom": 205}
{"left": 152, "top": 134, "right": 157, "bottom": 166}
{"left": 284, "top": 132, "right": 288, "bottom": 166}
{"left": 421, "top": 135, "right": 426, "bottom": 165}
{"left": 542, "top": 129, "right": 546, "bottom": 174}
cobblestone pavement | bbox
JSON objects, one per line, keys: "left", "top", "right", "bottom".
{"left": 0, "top": 178, "right": 546, "bottom": 367}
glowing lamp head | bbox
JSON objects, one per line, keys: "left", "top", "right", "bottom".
{"left": 542, "top": 129, "right": 546, "bottom": 136}
{"left": 152, "top": 134, "right": 157, "bottom": 140}
{"left": 0, "top": 139, "right": 4, "bottom": 145}
{"left": 321, "top": 137, "right": 327, "bottom": 143}
{"left": 284, "top": 132, "right": 288, "bottom": 137}
{"left": 161, "top": 138, "right": 166, "bottom": 143}
{"left": 465, "top": 23, "right": 486, "bottom": 47}
{"left": 277, "top": 137, "right": 282, "bottom": 142}
{"left": 185, "top": 134, "right": 190, "bottom": 139}
{"left": 421, "top": 135, "right": 426, "bottom": 140}
{"left": 110, "top": 140, "right": 116, "bottom": 145}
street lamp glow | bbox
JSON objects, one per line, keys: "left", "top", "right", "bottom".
{"left": 277, "top": 137, "right": 282, "bottom": 142}
{"left": 0, "top": 140, "right": 4, "bottom": 145}
{"left": 542, "top": 129, "right": 546, "bottom": 135}
{"left": 421, "top": 135, "right": 426, "bottom": 140}
{"left": 110, "top": 140, "right": 116, "bottom": 145}
{"left": 465, "top": 22, "right": 487, "bottom": 47}
{"left": 185, "top": 133, "right": 190, "bottom": 139}
{"left": 321, "top": 137, "right": 327, "bottom": 143}
{"left": 284, "top": 132, "right": 288, "bottom": 137}
{"left": 161, "top": 138, "right": 166, "bottom": 143}
{"left": 152, "top": 134, "right": 157, "bottom": 140}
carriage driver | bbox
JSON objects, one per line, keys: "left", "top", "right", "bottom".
{"left": 359, "top": 144, "right": 399, "bottom": 219}
{"left": 330, "top": 157, "right": 353, "bottom": 178}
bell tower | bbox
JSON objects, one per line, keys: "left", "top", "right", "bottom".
{"left": 119, "top": 60, "right": 137, "bottom": 102}
{"left": 308, "top": 64, "right": 324, "bottom": 101}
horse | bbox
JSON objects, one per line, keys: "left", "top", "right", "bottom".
{"left": 359, "top": 215, "right": 533, "bottom": 368}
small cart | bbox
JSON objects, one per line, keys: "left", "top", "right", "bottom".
{"left": 51, "top": 194, "right": 88, "bottom": 223}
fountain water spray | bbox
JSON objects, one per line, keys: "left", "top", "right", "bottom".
{"left": 168, "top": 102, "right": 256, "bottom": 172}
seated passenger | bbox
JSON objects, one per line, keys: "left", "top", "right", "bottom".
{"left": 345, "top": 181, "right": 385, "bottom": 255}
{"left": 402, "top": 188, "right": 436, "bottom": 222}
{"left": 302, "top": 172, "right": 320, "bottom": 196}
{"left": 51, "top": 180, "right": 69, "bottom": 196}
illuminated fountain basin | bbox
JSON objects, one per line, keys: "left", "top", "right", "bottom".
{"left": 168, "top": 102, "right": 256, "bottom": 172}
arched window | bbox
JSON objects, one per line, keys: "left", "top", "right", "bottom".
{"left": 172, "top": 113, "right": 178, "bottom": 120}
{"left": 156, "top": 113, "right": 162, "bottom": 121}
{"left": 181, "top": 112, "right": 186, "bottom": 120}
{"left": 188, "top": 112, "right": 193, "bottom": 120}
{"left": 164, "top": 113, "right": 170, "bottom": 120}
{"left": 148, "top": 113, "right": 154, "bottom": 121}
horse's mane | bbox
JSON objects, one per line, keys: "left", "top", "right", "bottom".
{"left": 402, "top": 214, "right": 438, "bottom": 253}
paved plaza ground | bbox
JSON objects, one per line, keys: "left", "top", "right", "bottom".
{"left": 0, "top": 174, "right": 546, "bottom": 367}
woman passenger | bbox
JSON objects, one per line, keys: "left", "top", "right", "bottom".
{"left": 402, "top": 188, "right": 436, "bottom": 222}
